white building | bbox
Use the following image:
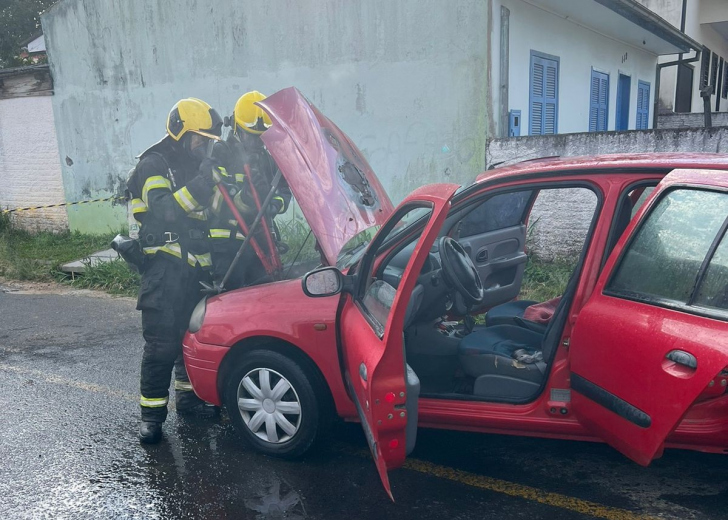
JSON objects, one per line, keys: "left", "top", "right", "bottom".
{"left": 642, "top": 0, "right": 728, "bottom": 116}
{"left": 490, "top": 0, "right": 699, "bottom": 137}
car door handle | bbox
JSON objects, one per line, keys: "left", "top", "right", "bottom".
{"left": 489, "top": 252, "right": 527, "bottom": 269}
{"left": 476, "top": 248, "right": 489, "bottom": 263}
{"left": 665, "top": 350, "right": 697, "bottom": 370}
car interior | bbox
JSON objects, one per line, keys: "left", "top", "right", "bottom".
{"left": 368, "top": 181, "right": 658, "bottom": 404}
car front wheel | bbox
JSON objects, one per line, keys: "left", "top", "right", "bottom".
{"left": 224, "top": 350, "right": 322, "bottom": 458}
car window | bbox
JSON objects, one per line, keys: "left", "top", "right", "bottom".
{"left": 359, "top": 205, "right": 433, "bottom": 336}
{"left": 693, "top": 233, "right": 728, "bottom": 311}
{"left": 459, "top": 191, "right": 532, "bottom": 238}
{"left": 608, "top": 189, "right": 728, "bottom": 304}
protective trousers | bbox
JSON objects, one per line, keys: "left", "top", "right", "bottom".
{"left": 136, "top": 255, "right": 204, "bottom": 422}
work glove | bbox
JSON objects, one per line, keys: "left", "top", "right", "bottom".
{"left": 267, "top": 197, "right": 284, "bottom": 216}
{"left": 198, "top": 158, "right": 227, "bottom": 187}
{"left": 233, "top": 190, "right": 256, "bottom": 217}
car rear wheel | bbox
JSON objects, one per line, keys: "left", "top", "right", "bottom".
{"left": 224, "top": 350, "right": 322, "bottom": 458}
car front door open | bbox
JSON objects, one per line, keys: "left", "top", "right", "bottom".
{"left": 338, "top": 184, "right": 459, "bottom": 499}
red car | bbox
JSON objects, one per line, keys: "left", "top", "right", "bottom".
{"left": 183, "top": 87, "right": 728, "bottom": 498}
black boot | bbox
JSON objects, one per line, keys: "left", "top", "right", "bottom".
{"left": 139, "top": 421, "right": 163, "bottom": 444}
{"left": 175, "top": 390, "right": 204, "bottom": 414}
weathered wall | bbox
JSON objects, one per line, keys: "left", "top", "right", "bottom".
{"left": 486, "top": 127, "right": 728, "bottom": 168}
{"left": 0, "top": 94, "right": 68, "bottom": 232}
{"left": 658, "top": 111, "right": 728, "bottom": 128}
{"left": 42, "top": 0, "right": 490, "bottom": 234}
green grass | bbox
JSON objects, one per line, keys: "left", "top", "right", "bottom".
{"left": 520, "top": 255, "right": 575, "bottom": 302}
{"left": 60, "top": 258, "right": 141, "bottom": 297}
{"left": 0, "top": 214, "right": 117, "bottom": 282}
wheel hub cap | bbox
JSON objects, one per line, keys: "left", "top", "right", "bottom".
{"left": 236, "top": 367, "right": 302, "bottom": 444}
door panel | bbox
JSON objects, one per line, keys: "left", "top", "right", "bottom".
{"left": 460, "top": 225, "right": 528, "bottom": 307}
{"left": 339, "top": 184, "right": 459, "bottom": 498}
{"left": 570, "top": 297, "right": 728, "bottom": 465}
{"left": 570, "top": 182, "right": 728, "bottom": 465}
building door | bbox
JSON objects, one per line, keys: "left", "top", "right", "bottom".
{"left": 529, "top": 52, "right": 559, "bottom": 135}
{"left": 589, "top": 69, "right": 609, "bottom": 132}
{"left": 616, "top": 74, "right": 631, "bottom": 131}
{"left": 636, "top": 81, "right": 650, "bottom": 130}
{"left": 675, "top": 63, "right": 693, "bottom": 113}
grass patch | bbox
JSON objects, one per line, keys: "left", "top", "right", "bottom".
{"left": 520, "top": 255, "right": 575, "bottom": 302}
{"left": 0, "top": 213, "right": 117, "bottom": 282}
{"left": 59, "top": 258, "right": 140, "bottom": 297}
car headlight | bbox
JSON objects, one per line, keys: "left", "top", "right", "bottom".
{"left": 188, "top": 297, "right": 207, "bottom": 333}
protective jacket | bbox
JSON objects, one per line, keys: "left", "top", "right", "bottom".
{"left": 207, "top": 133, "right": 291, "bottom": 286}
{"left": 127, "top": 138, "right": 215, "bottom": 269}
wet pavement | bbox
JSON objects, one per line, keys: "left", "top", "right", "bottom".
{"left": 1, "top": 286, "right": 727, "bottom": 519}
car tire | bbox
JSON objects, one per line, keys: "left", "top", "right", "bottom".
{"left": 224, "top": 349, "right": 323, "bottom": 459}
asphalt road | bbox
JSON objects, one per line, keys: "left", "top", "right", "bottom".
{"left": 1, "top": 282, "right": 726, "bottom": 520}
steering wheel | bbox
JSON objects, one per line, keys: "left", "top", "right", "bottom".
{"left": 438, "top": 236, "right": 484, "bottom": 306}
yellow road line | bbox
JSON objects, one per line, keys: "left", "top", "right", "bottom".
{"left": 0, "top": 362, "right": 654, "bottom": 519}
{"left": 402, "top": 457, "right": 656, "bottom": 520}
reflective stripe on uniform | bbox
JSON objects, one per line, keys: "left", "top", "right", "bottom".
{"left": 140, "top": 395, "right": 168, "bottom": 408}
{"left": 272, "top": 196, "right": 285, "bottom": 214}
{"left": 209, "top": 228, "right": 245, "bottom": 240}
{"left": 173, "top": 186, "right": 201, "bottom": 212}
{"left": 174, "top": 380, "right": 194, "bottom": 391}
{"left": 188, "top": 210, "right": 207, "bottom": 221}
{"left": 143, "top": 243, "right": 205, "bottom": 268}
{"left": 211, "top": 188, "right": 224, "bottom": 214}
{"left": 131, "top": 198, "right": 148, "bottom": 215}
{"left": 142, "top": 176, "right": 172, "bottom": 205}
{"left": 235, "top": 173, "right": 245, "bottom": 184}
{"left": 196, "top": 252, "right": 212, "bottom": 268}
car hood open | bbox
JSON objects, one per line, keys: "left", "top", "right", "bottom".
{"left": 258, "top": 87, "right": 394, "bottom": 266}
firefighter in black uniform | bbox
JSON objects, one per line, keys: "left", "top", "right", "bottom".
{"left": 208, "top": 91, "right": 292, "bottom": 289}
{"left": 127, "top": 98, "right": 224, "bottom": 444}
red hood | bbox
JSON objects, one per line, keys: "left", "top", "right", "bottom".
{"left": 258, "top": 87, "right": 394, "bottom": 265}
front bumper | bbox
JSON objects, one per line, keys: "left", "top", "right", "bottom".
{"left": 182, "top": 332, "right": 229, "bottom": 406}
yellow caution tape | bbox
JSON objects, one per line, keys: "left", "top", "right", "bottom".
{"left": 1, "top": 196, "right": 127, "bottom": 214}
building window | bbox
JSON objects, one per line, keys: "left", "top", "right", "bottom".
{"left": 700, "top": 47, "right": 711, "bottom": 91}
{"left": 589, "top": 69, "right": 609, "bottom": 132}
{"left": 636, "top": 81, "right": 650, "bottom": 130}
{"left": 529, "top": 51, "right": 559, "bottom": 135}
{"left": 711, "top": 52, "right": 719, "bottom": 94}
{"left": 723, "top": 63, "right": 728, "bottom": 99}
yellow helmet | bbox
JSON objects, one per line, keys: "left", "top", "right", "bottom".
{"left": 166, "top": 98, "right": 223, "bottom": 141}
{"left": 233, "top": 91, "right": 272, "bottom": 135}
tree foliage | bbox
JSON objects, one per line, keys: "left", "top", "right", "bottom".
{"left": 0, "top": 0, "right": 57, "bottom": 68}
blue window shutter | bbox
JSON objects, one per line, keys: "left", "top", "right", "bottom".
{"left": 637, "top": 81, "right": 650, "bottom": 130}
{"left": 589, "top": 70, "right": 609, "bottom": 132}
{"left": 530, "top": 53, "right": 559, "bottom": 135}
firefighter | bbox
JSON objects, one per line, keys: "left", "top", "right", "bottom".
{"left": 207, "top": 91, "right": 292, "bottom": 289}
{"left": 127, "top": 98, "right": 224, "bottom": 444}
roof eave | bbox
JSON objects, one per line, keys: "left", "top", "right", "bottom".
{"left": 594, "top": 0, "right": 701, "bottom": 54}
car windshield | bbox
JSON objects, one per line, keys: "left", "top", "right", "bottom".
{"left": 336, "top": 226, "right": 380, "bottom": 270}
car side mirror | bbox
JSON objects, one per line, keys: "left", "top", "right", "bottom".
{"left": 302, "top": 267, "right": 350, "bottom": 297}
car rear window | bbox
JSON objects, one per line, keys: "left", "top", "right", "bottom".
{"left": 693, "top": 234, "right": 728, "bottom": 311}
{"left": 607, "top": 188, "right": 728, "bottom": 315}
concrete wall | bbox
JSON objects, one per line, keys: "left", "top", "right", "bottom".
{"left": 658, "top": 111, "right": 728, "bottom": 128}
{"left": 490, "top": 0, "right": 658, "bottom": 136}
{"left": 42, "top": 0, "right": 490, "bottom": 234}
{"left": 486, "top": 127, "right": 728, "bottom": 168}
{"left": 0, "top": 95, "right": 68, "bottom": 232}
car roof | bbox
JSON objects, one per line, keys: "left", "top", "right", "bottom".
{"left": 476, "top": 153, "right": 728, "bottom": 185}
{"left": 659, "top": 167, "right": 728, "bottom": 190}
